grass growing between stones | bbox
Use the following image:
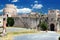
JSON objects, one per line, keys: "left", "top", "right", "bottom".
{"left": 56, "top": 31, "right": 60, "bottom": 34}
{"left": 0, "top": 29, "right": 38, "bottom": 40}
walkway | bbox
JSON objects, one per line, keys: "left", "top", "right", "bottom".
{"left": 0, "top": 27, "right": 60, "bottom": 40}
{"left": 13, "top": 31, "right": 60, "bottom": 40}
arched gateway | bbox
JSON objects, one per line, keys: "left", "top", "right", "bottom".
{"left": 50, "top": 24, "right": 55, "bottom": 31}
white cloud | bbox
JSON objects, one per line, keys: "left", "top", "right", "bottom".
{"left": 33, "top": 4, "right": 43, "bottom": 9}
{"left": 17, "top": 8, "right": 32, "bottom": 13}
{"left": 0, "top": 9, "right": 3, "bottom": 12}
{"left": 34, "top": 1, "right": 38, "bottom": 3}
{"left": 12, "top": 0, "right": 18, "bottom": 2}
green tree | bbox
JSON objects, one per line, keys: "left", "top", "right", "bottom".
{"left": 38, "top": 21, "right": 48, "bottom": 31}
{"left": 7, "top": 17, "right": 14, "bottom": 26}
{"left": 40, "top": 21, "right": 48, "bottom": 31}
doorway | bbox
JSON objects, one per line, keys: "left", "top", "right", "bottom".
{"left": 50, "top": 24, "right": 55, "bottom": 31}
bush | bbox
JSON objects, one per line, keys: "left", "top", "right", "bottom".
{"left": 59, "top": 37, "right": 60, "bottom": 40}
{"left": 40, "top": 21, "right": 48, "bottom": 31}
{"left": 7, "top": 17, "right": 14, "bottom": 26}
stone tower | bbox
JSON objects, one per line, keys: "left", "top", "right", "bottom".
{"left": 48, "top": 10, "right": 59, "bottom": 31}
{"left": 3, "top": 4, "right": 17, "bottom": 17}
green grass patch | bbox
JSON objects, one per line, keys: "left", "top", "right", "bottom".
{"left": 7, "top": 30, "right": 37, "bottom": 35}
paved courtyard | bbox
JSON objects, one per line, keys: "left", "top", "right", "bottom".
{"left": 0, "top": 27, "right": 60, "bottom": 40}
{"left": 0, "top": 27, "right": 31, "bottom": 32}
{"left": 13, "top": 31, "right": 60, "bottom": 40}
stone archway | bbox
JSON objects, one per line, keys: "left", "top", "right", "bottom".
{"left": 50, "top": 24, "right": 55, "bottom": 31}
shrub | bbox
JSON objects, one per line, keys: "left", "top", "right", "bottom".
{"left": 7, "top": 17, "right": 14, "bottom": 26}
{"left": 59, "top": 37, "right": 60, "bottom": 40}
{"left": 40, "top": 21, "right": 48, "bottom": 31}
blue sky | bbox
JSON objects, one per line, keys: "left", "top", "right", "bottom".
{"left": 0, "top": 0, "right": 60, "bottom": 14}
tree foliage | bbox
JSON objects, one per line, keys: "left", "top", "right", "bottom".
{"left": 7, "top": 17, "right": 14, "bottom": 26}
{"left": 38, "top": 20, "right": 48, "bottom": 31}
{"left": 40, "top": 21, "right": 48, "bottom": 31}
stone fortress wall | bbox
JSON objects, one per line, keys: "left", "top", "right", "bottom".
{"left": 2, "top": 4, "right": 60, "bottom": 31}
{"left": 3, "top": 4, "right": 40, "bottom": 29}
